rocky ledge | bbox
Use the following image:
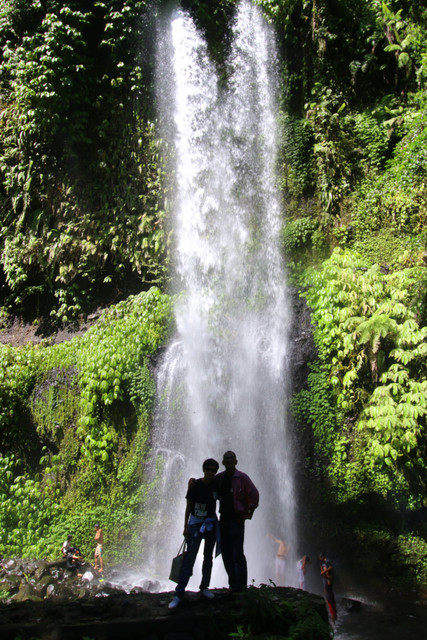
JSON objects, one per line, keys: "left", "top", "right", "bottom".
{"left": 0, "top": 559, "right": 330, "bottom": 640}
{"left": 0, "top": 557, "right": 160, "bottom": 602}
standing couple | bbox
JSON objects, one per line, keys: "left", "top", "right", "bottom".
{"left": 169, "top": 451, "right": 259, "bottom": 609}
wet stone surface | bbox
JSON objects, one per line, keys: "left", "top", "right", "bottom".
{"left": 0, "top": 560, "right": 328, "bottom": 639}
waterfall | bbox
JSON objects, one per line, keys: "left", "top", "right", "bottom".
{"left": 144, "top": 0, "right": 296, "bottom": 589}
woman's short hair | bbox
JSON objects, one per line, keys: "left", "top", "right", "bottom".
{"left": 203, "top": 458, "right": 219, "bottom": 471}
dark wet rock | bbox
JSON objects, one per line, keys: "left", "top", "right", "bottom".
{"left": 95, "top": 583, "right": 128, "bottom": 597}
{"left": 0, "top": 574, "right": 21, "bottom": 594}
{"left": 342, "top": 596, "right": 362, "bottom": 612}
{"left": 0, "top": 586, "right": 329, "bottom": 640}
{"left": 0, "top": 560, "right": 331, "bottom": 638}
{"left": 54, "top": 583, "right": 78, "bottom": 601}
{"left": 32, "top": 575, "right": 54, "bottom": 598}
{"left": 34, "top": 560, "right": 51, "bottom": 581}
{"left": 0, "top": 558, "right": 105, "bottom": 603}
{"left": 130, "top": 585, "right": 146, "bottom": 594}
{"left": 49, "top": 567, "right": 63, "bottom": 580}
{"left": 143, "top": 579, "right": 162, "bottom": 592}
{"left": 14, "top": 583, "right": 43, "bottom": 603}
{"left": 288, "top": 287, "right": 317, "bottom": 396}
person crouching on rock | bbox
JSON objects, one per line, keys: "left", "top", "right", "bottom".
{"left": 66, "top": 548, "right": 84, "bottom": 577}
{"left": 168, "top": 458, "right": 220, "bottom": 610}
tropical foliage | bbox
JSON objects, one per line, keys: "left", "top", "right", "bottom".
{"left": 0, "top": 0, "right": 426, "bottom": 588}
{"left": 297, "top": 249, "right": 426, "bottom": 506}
{"left": 0, "top": 288, "right": 173, "bottom": 559}
{"left": 0, "top": 0, "right": 168, "bottom": 322}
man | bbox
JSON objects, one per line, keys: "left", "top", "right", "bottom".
{"left": 168, "top": 458, "right": 220, "bottom": 609}
{"left": 268, "top": 534, "right": 289, "bottom": 586}
{"left": 319, "top": 552, "right": 337, "bottom": 623}
{"left": 94, "top": 524, "right": 104, "bottom": 573}
{"left": 215, "top": 451, "right": 259, "bottom": 593}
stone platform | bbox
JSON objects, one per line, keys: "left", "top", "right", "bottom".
{"left": 0, "top": 586, "right": 329, "bottom": 640}
{"left": 0, "top": 559, "right": 330, "bottom": 639}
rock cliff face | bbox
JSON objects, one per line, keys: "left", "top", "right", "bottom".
{"left": 0, "top": 559, "right": 329, "bottom": 640}
{"left": 287, "top": 287, "right": 319, "bottom": 486}
{"left": 288, "top": 287, "right": 317, "bottom": 398}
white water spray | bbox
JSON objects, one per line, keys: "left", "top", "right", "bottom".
{"left": 144, "top": 0, "right": 296, "bottom": 590}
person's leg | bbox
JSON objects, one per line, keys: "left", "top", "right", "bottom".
{"left": 99, "top": 546, "right": 104, "bottom": 572}
{"left": 220, "top": 519, "right": 235, "bottom": 589}
{"left": 175, "top": 525, "right": 202, "bottom": 597}
{"left": 199, "top": 528, "right": 216, "bottom": 591}
{"left": 230, "top": 520, "right": 246, "bottom": 591}
{"left": 325, "top": 585, "right": 337, "bottom": 622}
{"left": 275, "top": 556, "right": 285, "bottom": 586}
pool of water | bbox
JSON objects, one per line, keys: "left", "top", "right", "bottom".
{"left": 332, "top": 591, "right": 427, "bottom": 639}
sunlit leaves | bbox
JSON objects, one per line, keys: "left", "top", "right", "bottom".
{"left": 0, "top": 452, "right": 61, "bottom": 558}
{"left": 75, "top": 288, "right": 173, "bottom": 459}
{"left": 302, "top": 248, "right": 426, "bottom": 504}
{"left": 0, "top": 287, "right": 173, "bottom": 558}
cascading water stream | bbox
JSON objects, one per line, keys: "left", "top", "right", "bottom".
{"left": 143, "top": 0, "right": 297, "bottom": 589}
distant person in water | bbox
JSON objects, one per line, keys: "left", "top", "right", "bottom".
{"left": 319, "top": 552, "right": 337, "bottom": 623}
{"left": 268, "top": 534, "right": 289, "bottom": 586}
{"left": 94, "top": 524, "right": 104, "bottom": 573}
{"left": 215, "top": 451, "right": 259, "bottom": 593}
{"left": 296, "top": 554, "right": 311, "bottom": 590}
{"left": 168, "top": 458, "right": 220, "bottom": 610}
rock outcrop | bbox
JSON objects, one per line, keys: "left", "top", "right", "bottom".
{"left": 0, "top": 559, "right": 330, "bottom": 639}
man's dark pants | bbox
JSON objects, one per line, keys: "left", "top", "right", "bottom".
{"left": 220, "top": 518, "right": 247, "bottom": 591}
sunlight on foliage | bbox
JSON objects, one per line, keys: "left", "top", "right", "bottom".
{"left": 0, "top": 288, "right": 173, "bottom": 559}
{"left": 300, "top": 249, "right": 426, "bottom": 505}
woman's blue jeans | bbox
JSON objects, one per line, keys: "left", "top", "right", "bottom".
{"left": 175, "top": 523, "right": 216, "bottom": 595}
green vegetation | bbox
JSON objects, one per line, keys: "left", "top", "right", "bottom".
{"left": 0, "top": 589, "right": 10, "bottom": 601}
{"left": 0, "top": 1, "right": 168, "bottom": 323}
{"left": 295, "top": 249, "right": 426, "bottom": 505}
{"left": 227, "top": 584, "right": 331, "bottom": 640}
{"left": 0, "top": 0, "right": 426, "bottom": 592}
{"left": 0, "top": 288, "right": 173, "bottom": 560}
{"left": 256, "top": 0, "right": 427, "bottom": 587}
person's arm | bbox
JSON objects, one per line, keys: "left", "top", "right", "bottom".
{"left": 183, "top": 499, "right": 193, "bottom": 538}
{"left": 320, "top": 563, "right": 333, "bottom": 578}
{"left": 267, "top": 532, "right": 280, "bottom": 544}
{"left": 247, "top": 477, "right": 259, "bottom": 509}
{"left": 245, "top": 476, "right": 259, "bottom": 516}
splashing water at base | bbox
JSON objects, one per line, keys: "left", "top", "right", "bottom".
{"left": 141, "top": 0, "right": 297, "bottom": 592}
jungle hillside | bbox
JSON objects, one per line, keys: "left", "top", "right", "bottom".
{"left": 0, "top": 0, "right": 426, "bottom": 591}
